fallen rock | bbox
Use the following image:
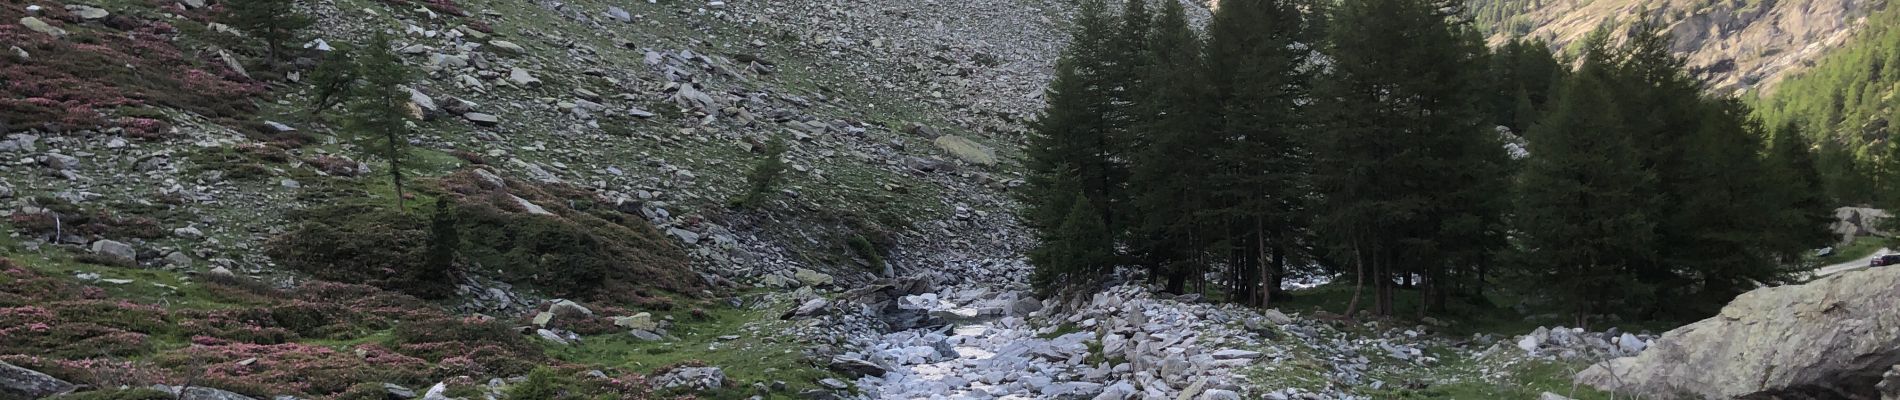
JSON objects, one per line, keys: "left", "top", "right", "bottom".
{"left": 613, "top": 312, "right": 657, "bottom": 331}
{"left": 793, "top": 268, "right": 833, "bottom": 287}
{"left": 1576, "top": 267, "right": 1900, "bottom": 398}
{"left": 932, "top": 135, "right": 997, "bottom": 165}
{"left": 650, "top": 367, "right": 724, "bottom": 391}
{"left": 19, "top": 17, "right": 65, "bottom": 37}
{"left": 464, "top": 112, "right": 500, "bottom": 126}
{"left": 0, "top": 361, "right": 74, "bottom": 399}
{"left": 780, "top": 298, "right": 830, "bottom": 319}
{"left": 828, "top": 356, "right": 886, "bottom": 378}
{"left": 175, "top": 386, "right": 257, "bottom": 400}
{"left": 90, "top": 239, "right": 136, "bottom": 263}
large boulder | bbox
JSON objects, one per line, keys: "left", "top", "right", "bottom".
{"left": 1576, "top": 266, "right": 1900, "bottom": 398}
{"left": 1834, "top": 207, "right": 1890, "bottom": 244}
{"left": 0, "top": 361, "right": 73, "bottom": 399}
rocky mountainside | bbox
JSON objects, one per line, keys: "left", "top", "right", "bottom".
{"left": 1484, "top": 0, "right": 1889, "bottom": 92}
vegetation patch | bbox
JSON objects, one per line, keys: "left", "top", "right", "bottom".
{"left": 1, "top": 0, "right": 262, "bottom": 132}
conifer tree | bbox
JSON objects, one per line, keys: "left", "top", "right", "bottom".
{"left": 308, "top": 46, "right": 358, "bottom": 114}
{"left": 347, "top": 33, "right": 416, "bottom": 210}
{"left": 419, "top": 197, "right": 460, "bottom": 299}
{"left": 1022, "top": 0, "right": 1124, "bottom": 289}
{"left": 1204, "top": 0, "right": 1320, "bottom": 306}
{"left": 1766, "top": 122, "right": 1837, "bottom": 254}
{"left": 222, "top": 0, "right": 311, "bottom": 67}
{"left": 1032, "top": 192, "right": 1115, "bottom": 289}
{"left": 1127, "top": 0, "right": 1219, "bottom": 294}
{"left": 1513, "top": 53, "right": 1658, "bottom": 328}
{"left": 1311, "top": 0, "right": 1503, "bottom": 315}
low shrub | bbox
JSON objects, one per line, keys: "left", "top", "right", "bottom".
{"left": 264, "top": 204, "right": 445, "bottom": 296}
{"left": 49, "top": 388, "right": 176, "bottom": 400}
{"left": 152, "top": 343, "right": 430, "bottom": 398}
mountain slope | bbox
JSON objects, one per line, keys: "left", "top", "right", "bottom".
{"left": 1478, "top": 0, "right": 1888, "bottom": 93}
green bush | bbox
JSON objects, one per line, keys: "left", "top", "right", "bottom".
{"left": 264, "top": 204, "right": 449, "bottom": 297}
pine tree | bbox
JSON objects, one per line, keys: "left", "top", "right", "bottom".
{"left": 308, "top": 46, "right": 358, "bottom": 115}
{"left": 1766, "top": 122, "right": 1838, "bottom": 254}
{"left": 222, "top": 0, "right": 311, "bottom": 67}
{"left": 1021, "top": 0, "right": 1123, "bottom": 289}
{"left": 347, "top": 33, "right": 416, "bottom": 210}
{"left": 1311, "top": 0, "right": 1503, "bottom": 316}
{"left": 1513, "top": 54, "right": 1658, "bottom": 328}
{"left": 1032, "top": 192, "right": 1115, "bottom": 289}
{"left": 419, "top": 197, "right": 460, "bottom": 299}
{"left": 1127, "top": 0, "right": 1219, "bottom": 294}
{"left": 1204, "top": 0, "right": 1320, "bottom": 306}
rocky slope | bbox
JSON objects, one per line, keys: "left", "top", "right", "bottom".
{"left": 1490, "top": 0, "right": 1889, "bottom": 93}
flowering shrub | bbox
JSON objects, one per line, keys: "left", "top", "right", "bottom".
{"left": 306, "top": 155, "right": 362, "bottom": 177}
{"left": 0, "top": 355, "right": 177, "bottom": 388}
{"left": 118, "top": 117, "right": 172, "bottom": 139}
{"left": 391, "top": 314, "right": 544, "bottom": 379}
{"left": 0, "top": 5, "right": 260, "bottom": 133}
{"left": 154, "top": 343, "right": 431, "bottom": 397}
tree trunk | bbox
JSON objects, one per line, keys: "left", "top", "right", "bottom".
{"left": 1345, "top": 238, "right": 1365, "bottom": 320}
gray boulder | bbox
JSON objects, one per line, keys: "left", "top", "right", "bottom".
{"left": 176, "top": 386, "right": 258, "bottom": 400}
{"left": 0, "top": 361, "right": 73, "bottom": 399}
{"left": 90, "top": 239, "right": 136, "bottom": 263}
{"left": 650, "top": 367, "right": 724, "bottom": 391}
{"left": 1576, "top": 266, "right": 1900, "bottom": 398}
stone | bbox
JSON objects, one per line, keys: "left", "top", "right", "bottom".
{"left": 1200, "top": 389, "right": 1241, "bottom": 400}
{"left": 1878, "top": 365, "right": 1900, "bottom": 400}
{"left": 69, "top": 5, "right": 108, "bottom": 19}
{"left": 1616, "top": 332, "right": 1646, "bottom": 354}
{"left": 606, "top": 6, "right": 631, "bottom": 21}
{"left": 41, "top": 153, "right": 79, "bottom": 170}
{"left": 1210, "top": 349, "right": 1262, "bottom": 360}
{"left": 508, "top": 67, "right": 542, "bottom": 87}
{"left": 173, "top": 226, "right": 204, "bottom": 238}
{"left": 818, "top": 378, "right": 848, "bottom": 390}
{"left": 421, "top": 383, "right": 450, "bottom": 400}
{"left": 408, "top": 88, "right": 439, "bottom": 114}
{"left": 629, "top": 329, "right": 662, "bottom": 341}
{"left": 19, "top": 17, "right": 65, "bottom": 37}
{"left": 828, "top": 356, "right": 885, "bottom": 378}
{"left": 550, "top": 299, "right": 591, "bottom": 316}
{"left": 650, "top": 367, "right": 724, "bottom": 391}
{"left": 932, "top": 135, "right": 997, "bottom": 165}
{"left": 535, "top": 329, "right": 569, "bottom": 345}
{"left": 464, "top": 112, "right": 500, "bottom": 126}
{"left": 793, "top": 268, "right": 834, "bottom": 286}
{"left": 1263, "top": 309, "right": 1293, "bottom": 325}
{"left": 488, "top": 40, "right": 526, "bottom": 54}
{"left": 1577, "top": 266, "right": 1900, "bottom": 398}
{"left": 780, "top": 298, "right": 830, "bottom": 319}
{"left": 383, "top": 383, "right": 416, "bottom": 399}
{"left": 91, "top": 239, "right": 136, "bottom": 263}
{"left": 177, "top": 386, "right": 257, "bottom": 400}
{"left": 614, "top": 312, "right": 657, "bottom": 331}
{"left": 1516, "top": 335, "right": 1541, "bottom": 353}
{"left": 0, "top": 361, "right": 74, "bottom": 399}
{"left": 1537, "top": 392, "right": 1572, "bottom": 400}
{"left": 532, "top": 311, "right": 555, "bottom": 326}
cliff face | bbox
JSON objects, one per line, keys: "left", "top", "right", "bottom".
{"left": 1490, "top": 0, "right": 1888, "bottom": 93}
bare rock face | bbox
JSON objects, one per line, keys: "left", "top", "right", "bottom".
{"left": 1835, "top": 207, "right": 1891, "bottom": 244}
{"left": 1576, "top": 266, "right": 1900, "bottom": 398}
{"left": 1494, "top": 0, "right": 1880, "bottom": 93}
{"left": 0, "top": 361, "right": 74, "bottom": 399}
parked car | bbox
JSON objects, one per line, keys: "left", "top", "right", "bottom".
{"left": 1870, "top": 254, "right": 1900, "bottom": 267}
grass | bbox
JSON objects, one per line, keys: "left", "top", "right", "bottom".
{"left": 1275, "top": 282, "right": 1681, "bottom": 338}
{"left": 1815, "top": 236, "right": 1892, "bottom": 266}
{"left": 540, "top": 300, "right": 841, "bottom": 399}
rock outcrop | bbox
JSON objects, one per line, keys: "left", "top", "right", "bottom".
{"left": 1576, "top": 266, "right": 1900, "bottom": 398}
{"left": 0, "top": 361, "right": 74, "bottom": 399}
{"left": 1835, "top": 207, "right": 1891, "bottom": 244}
